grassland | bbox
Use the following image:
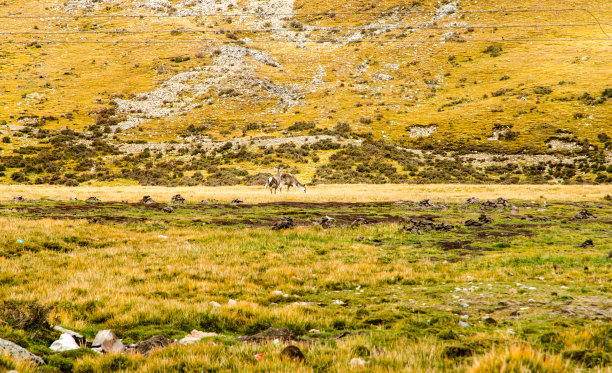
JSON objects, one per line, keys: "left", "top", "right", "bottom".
{"left": 0, "top": 0, "right": 610, "bottom": 186}
{"left": 0, "top": 184, "right": 611, "bottom": 203}
{"left": 0, "top": 185, "right": 610, "bottom": 372}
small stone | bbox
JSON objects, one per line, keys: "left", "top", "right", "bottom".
{"left": 331, "top": 299, "right": 345, "bottom": 305}
{"left": 460, "top": 315, "right": 469, "bottom": 320}
{"left": 508, "top": 288, "right": 518, "bottom": 294}
{"left": 280, "top": 345, "right": 305, "bottom": 362}
{"left": 170, "top": 194, "right": 185, "bottom": 204}
{"left": 92, "top": 330, "right": 125, "bottom": 353}
{"left": 135, "top": 335, "right": 171, "bottom": 356}
{"left": 458, "top": 321, "right": 470, "bottom": 327}
{"left": 483, "top": 316, "right": 497, "bottom": 325}
{"left": 308, "top": 329, "right": 321, "bottom": 334}
{"left": 161, "top": 206, "right": 174, "bottom": 213}
{"left": 210, "top": 301, "right": 221, "bottom": 308}
{"left": 228, "top": 299, "right": 237, "bottom": 306}
{"left": 50, "top": 333, "right": 80, "bottom": 352}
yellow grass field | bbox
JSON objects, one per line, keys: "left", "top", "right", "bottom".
{"left": 0, "top": 184, "right": 610, "bottom": 203}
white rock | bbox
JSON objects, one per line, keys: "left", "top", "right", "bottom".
{"left": 91, "top": 330, "right": 125, "bottom": 353}
{"left": 272, "top": 290, "right": 284, "bottom": 296}
{"left": 178, "top": 330, "right": 218, "bottom": 345}
{"left": 228, "top": 299, "right": 237, "bottom": 306}
{"left": 0, "top": 337, "right": 45, "bottom": 365}
{"left": 50, "top": 333, "right": 80, "bottom": 352}
{"left": 349, "top": 357, "right": 369, "bottom": 367}
{"left": 459, "top": 321, "right": 470, "bottom": 327}
{"left": 460, "top": 315, "right": 469, "bottom": 320}
{"left": 210, "top": 301, "right": 221, "bottom": 308}
{"left": 331, "top": 299, "right": 345, "bottom": 305}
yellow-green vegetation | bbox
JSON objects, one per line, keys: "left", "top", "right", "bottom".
{"left": 0, "top": 0, "right": 610, "bottom": 186}
{"left": 0, "top": 190, "right": 610, "bottom": 372}
{"left": 0, "top": 183, "right": 611, "bottom": 203}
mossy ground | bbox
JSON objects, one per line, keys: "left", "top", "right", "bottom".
{"left": 0, "top": 192, "right": 610, "bottom": 372}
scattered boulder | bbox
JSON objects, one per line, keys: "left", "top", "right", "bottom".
{"left": 231, "top": 199, "right": 243, "bottom": 204}
{"left": 574, "top": 209, "right": 595, "bottom": 219}
{"left": 272, "top": 217, "right": 294, "bottom": 230}
{"left": 237, "top": 328, "right": 301, "bottom": 343}
{"left": 50, "top": 333, "right": 80, "bottom": 352}
{"left": 53, "top": 325, "right": 85, "bottom": 345}
{"left": 418, "top": 199, "right": 436, "bottom": 208}
{"left": 161, "top": 206, "right": 174, "bottom": 213}
{"left": 465, "top": 219, "right": 482, "bottom": 227}
{"left": 436, "top": 222, "right": 455, "bottom": 232}
{"left": 483, "top": 316, "right": 498, "bottom": 325}
{"left": 280, "top": 345, "right": 305, "bottom": 362}
{"left": 466, "top": 197, "right": 480, "bottom": 205}
{"left": 140, "top": 195, "right": 156, "bottom": 204}
{"left": 0, "top": 337, "right": 45, "bottom": 365}
{"left": 70, "top": 196, "right": 78, "bottom": 201}
{"left": 86, "top": 197, "right": 100, "bottom": 202}
{"left": 135, "top": 335, "right": 171, "bottom": 356}
{"left": 350, "top": 218, "right": 368, "bottom": 227}
{"left": 11, "top": 196, "right": 26, "bottom": 202}
{"left": 481, "top": 197, "right": 510, "bottom": 209}
{"left": 91, "top": 330, "right": 125, "bottom": 353}
{"left": 179, "top": 330, "right": 218, "bottom": 345}
{"left": 201, "top": 199, "right": 211, "bottom": 205}
{"left": 478, "top": 214, "right": 493, "bottom": 224}
{"left": 442, "top": 345, "right": 474, "bottom": 358}
{"left": 400, "top": 217, "right": 454, "bottom": 234}
{"left": 170, "top": 194, "right": 185, "bottom": 204}
{"left": 579, "top": 239, "right": 594, "bottom": 248}
{"left": 318, "top": 216, "right": 335, "bottom": 228}
{"left": 518, "top": 214, "right": 550, "bottom": 222}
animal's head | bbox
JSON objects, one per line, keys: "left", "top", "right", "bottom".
{"left": 299, "top": 184, "right": 307, "bottom": 193}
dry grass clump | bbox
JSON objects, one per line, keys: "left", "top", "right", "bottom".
{"left": 469, "top": 345, "right": 569, "bottom": 373}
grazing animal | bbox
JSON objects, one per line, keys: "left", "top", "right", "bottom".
{"left": 279, "top": 171, "right": 306, "bottom": 193}
{"left": 264, "top": 168, "right": 281, "bottom": 194}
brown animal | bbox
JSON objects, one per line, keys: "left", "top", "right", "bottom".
{"left": 278, "top": 168, "right": 306, "bottom": 193}
{"left": 264, "top": 168, "right": 281, "bottom": 194}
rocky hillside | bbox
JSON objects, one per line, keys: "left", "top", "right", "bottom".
{"left": 0, "top": 0, "right": 610, "bottom": 186}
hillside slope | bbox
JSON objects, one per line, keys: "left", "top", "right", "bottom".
{"left": 0, "top": 0, "right": 611, "bottom": 186}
